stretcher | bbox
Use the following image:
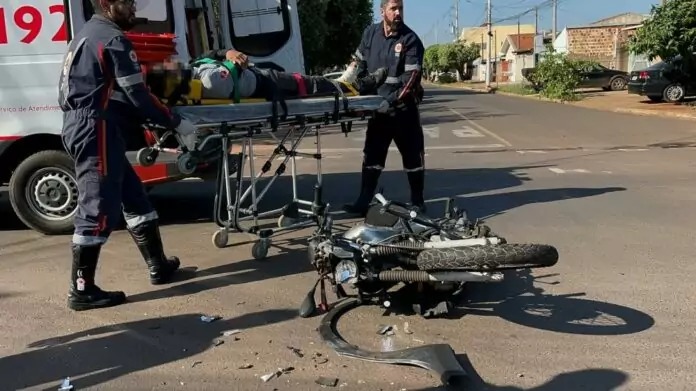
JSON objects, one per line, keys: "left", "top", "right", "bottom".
{"left": 137, "top": 73, "right": 386, "bottom": 259}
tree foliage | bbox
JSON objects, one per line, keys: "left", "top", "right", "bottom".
{"left": 424, "top": 42, "right": 480, "bottom": 74}
{"left": 298, "top": 0, "right": 374, "bottom": 73}
{"left": 628, "top": 0, "right": 696, "bottom": 62}
{"left": 525, "top": 46, "right": 597, "bottom": 101}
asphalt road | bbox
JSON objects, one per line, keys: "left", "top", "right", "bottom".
{"left": 1, "top": 85, "right": 695, "bottom": 390}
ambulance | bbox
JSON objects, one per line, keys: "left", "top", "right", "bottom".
{"left": 0, "top": 0, "right": 305, "bottom": 235}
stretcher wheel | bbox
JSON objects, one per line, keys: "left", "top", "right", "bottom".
{"left": 252, "top": 239, "right": 270, "bottom": 260}
{"left": 212, "top": 229, "right": 229, "bottom": 248}
{"left": 177, "top": 154, "right": 196, "bottom": 175}
{"left": 137, "top": 147, "right": 158, "bottom": 167}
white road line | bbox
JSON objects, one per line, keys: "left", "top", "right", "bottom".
{"left": 297, "top": 144, "right": 505, "bottom": 154}
{"left": 517, "top": 150, "right": 547, "bottom": 154}
{"left": 448, "top": 108, "right": 513, "bottom": 147}
{"left": 548, "top": 168, "right": 591, "bottom": 174}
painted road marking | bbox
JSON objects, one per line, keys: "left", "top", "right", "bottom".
{"left": 352, "top": 124, "right": 487, "bottom": 141}
{"left": 517, "top": 150, "right": 547, "bottom": 154}
{"left": 548, "top": 168, "right": 591, "bottom": 174}
{"left": 297, "top": 144, "right": 505, "bottom": 154}
{"left": 448, "top": 108, "right": 513, "bottom": 147}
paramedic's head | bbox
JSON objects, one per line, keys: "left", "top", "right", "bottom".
{"left": 91, "top": 0, "right": 138, "bottom": 31}
{"left": 380, "top": 0, "right": 403, "bottom": 31}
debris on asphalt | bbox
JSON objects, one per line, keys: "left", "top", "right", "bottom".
{"left": 403, "top": 322, "right": 413, "bottom": 334}
{"left": 311, "top": 352, "right": 329, "bottom": 365}
{"left": 315, "top": 376, "right": 339, "bottom": 387}
{"left": 200, "top": 315, "right": 221, "bottom": 323}
{"left": 261, "top": 367, "right": 295, "bottom": 382}
{"left": 58, "top": 378, "right": 73, "bottom": 390}
{"left": 238, "top": 364, "right": 254, "bottom": 369}
{"left": 223, "top": 329, "right": 241, "bottom": 336}
{"left": 213, "top": 340, "right": 225, "bottom": 347}
{"left": 287, "top": 346, "right": 304, "bottom": 358}
{"left": 381, "top": 336, "right": 395, "bottom": 352}
{"left": 377, "top": 325, "right": 393, "bottom": 335}
{"left": 191, "top": 361, "right": 203, "bottom": 368}
{"left": 517, "top": 373, "right": 524, "bottom": 378}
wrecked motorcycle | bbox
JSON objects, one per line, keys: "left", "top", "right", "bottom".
{"left": 299, "top": 193, "right": 560, "bottom": 318}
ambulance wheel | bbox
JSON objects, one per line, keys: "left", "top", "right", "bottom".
{"left": 137, "top": 147, "right": 158, "bottom": 167}
{"left": 252, "top": 239, "right": 270, "bottom": 260}
{"left": 9, "top": 150, "right": 77, "bottom": 235}
{"left": 212, "top": 229, "right": 229, "bottom": 248}
{"left": 177, "top": 154, "right": 196, "bottom": 175}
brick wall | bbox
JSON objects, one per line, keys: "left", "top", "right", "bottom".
{"left": 567, "top": 26, "right": 634, "bottom": 68}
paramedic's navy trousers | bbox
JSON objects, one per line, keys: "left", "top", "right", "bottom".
{"left": 62, "top": 108, "right": 157, "bottom": 246}
{"left": 363, "top": 108, "right": 425, "bottom": 172}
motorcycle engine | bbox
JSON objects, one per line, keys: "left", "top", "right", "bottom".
{"left": 334, "top": 260, "right": 358, "bottom": 285}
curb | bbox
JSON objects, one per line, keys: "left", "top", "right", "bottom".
{"left": 426, "top": 82, "right": 696, "bottom": 120}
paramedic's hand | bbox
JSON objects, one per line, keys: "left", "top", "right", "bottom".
{"left": 377, "top": 99, "right": 391, "bottom": 114}
{"left": 176, "top": 119, "right": 197, "bottom": 136}
{"left": 226, "top": 50, "right": 249, "bottom": 69}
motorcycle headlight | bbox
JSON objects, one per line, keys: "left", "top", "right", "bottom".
{"left": 334, "top": 260, "right": 358, "bottom": 285}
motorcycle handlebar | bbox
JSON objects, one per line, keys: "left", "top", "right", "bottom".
{"left": 373, "top": 194, "right": 437, "bottom": 229}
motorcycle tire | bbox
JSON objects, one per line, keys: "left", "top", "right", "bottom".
{"left": 416, "top": 243, "right": 558, "bottom": 271}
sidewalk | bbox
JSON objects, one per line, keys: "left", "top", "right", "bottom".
{"left": 436, "top": 81, "right": 696, "bottom": 121}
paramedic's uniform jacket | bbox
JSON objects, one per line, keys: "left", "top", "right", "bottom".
{"left": 354, "top": 22, "right": 424, "bottom": 109}
{"left": 58, "top": 15, "right": 179, "bottom": 245}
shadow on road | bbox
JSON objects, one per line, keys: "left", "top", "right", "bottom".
{"left": 457, "top": 270, "right": 655, "bottom": 336}
{"left": 0, "top": 165, "right": 625, "bottom": 233}
{"left": 414, "top": 363, "right": 628, "bottom": 390}
{"left": 125, "top": 246, "right": 314, "bottom": 304}
{"left": 0, "top": 309, "right": 297, "bottom": 391}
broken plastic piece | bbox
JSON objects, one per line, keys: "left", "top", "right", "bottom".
{"left": 287, "top": 346, "right": 304, "bottom": 357}
{"left": 223, "top": 329, "right": 241, "bottom": 336}
{"left": 377, "top": 325, "right": 393, "bottom": 335}
{"left": 261, "top": 372, "right": 276, "bottom": 382}
{"left": 200, "top": 315, "right": 221, "bottom": 323}
{"left": 58, "top": 378, "right": 73, "bottom": 391}
{"left": 315, "top": 376, "right": 339, "bottom": 387}
{"left": 318, "top": 298, "right": 468, "bottom": 387}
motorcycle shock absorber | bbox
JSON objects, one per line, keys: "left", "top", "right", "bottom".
{"left": 368, "top": 241, "right": 424, "bottom": 256}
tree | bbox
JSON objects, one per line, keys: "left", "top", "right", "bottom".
{"left": 628, "top": 0, "right": 696, "bottom": 62}
{"left": 298, "top": 0, "right": 374, "bottom": 73}
{"left": 424, "top": 44, "right": 442, "bottom": 75}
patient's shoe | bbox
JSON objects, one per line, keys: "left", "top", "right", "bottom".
{"left": 336, "top": 63, "right": 358, "bottom": 84}
{"left": 354, "top": 68, "right": 388, "bottom": 95}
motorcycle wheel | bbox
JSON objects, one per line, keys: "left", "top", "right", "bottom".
{"left": 416, "top": 243, "right": 558, "bottom": 271}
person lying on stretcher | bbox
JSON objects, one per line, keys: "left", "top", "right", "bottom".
{"left": 189, "top": 48, "right": 387, "bottom": 102}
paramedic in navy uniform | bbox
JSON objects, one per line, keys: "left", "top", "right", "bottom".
{"left": 58, "top": 0, "right": 197, "bottom": 311}
{"left": 343, "top": 0, "right": 426, "bottom": 216}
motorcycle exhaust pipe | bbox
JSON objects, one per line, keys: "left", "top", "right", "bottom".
{"left": 378, "top": 270, "right": 503, "bottom": 283}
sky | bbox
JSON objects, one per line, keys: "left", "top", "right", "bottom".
{"left": 371, "top": 0, "right": 662, "bottom": 48}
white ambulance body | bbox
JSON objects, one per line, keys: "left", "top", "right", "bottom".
{"left": 0, "top": 0, "right": 305, "bottom": 235}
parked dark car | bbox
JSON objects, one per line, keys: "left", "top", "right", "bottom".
{"left": 522, "top": 64, "right": 629, "bottom": 91}
{"left": 627, "top": 57, "right": 696, "bottom": 102}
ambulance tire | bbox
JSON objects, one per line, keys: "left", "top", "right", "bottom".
{"left": 9, "top": 150, "right": 78, "bottom": 235}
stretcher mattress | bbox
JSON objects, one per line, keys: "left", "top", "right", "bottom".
{"left": 172, "top": 95, "right": 385, "bottom": 126}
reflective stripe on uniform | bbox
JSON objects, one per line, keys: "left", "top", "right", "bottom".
{"left": 73, "top": 234, "right": 108, "bottom": 246}
{"left": 386, "top": 76, "right": 400, "bottom": 84}
{"left": 405, "top": 64, "right": 421, "bottom": 72}
{"left": 125, "top": 210, "right": 159, "bottom": 229}
{"left": 116, "top": 72, "right": 144, "bottom": 88}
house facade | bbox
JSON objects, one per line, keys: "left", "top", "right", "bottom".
{"left": 498, "top": 33, "right": 536, "bottom": 82}
{"left": 552, "top": 12, "right": 654, "bottom": 72}
{"left": 459, "top": 24, "right": 536, "bottom": 82}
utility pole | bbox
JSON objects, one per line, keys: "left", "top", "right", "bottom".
{"left": 485, "top": 0, "right": 492, "bottom": 88}
{"left": 552, "top": 0, "right": 557, "bottom": 39}
{"left": 454, "top": 0, "right": 459, "bottom": 42}
{"left": 535, "top": 7, "right": 538, "bottom": 34}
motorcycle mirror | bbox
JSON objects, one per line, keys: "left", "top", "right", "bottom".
{"left": 298, "top": 290, "right": 317, "bottom": 318}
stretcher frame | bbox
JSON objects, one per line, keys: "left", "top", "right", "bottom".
{"left": 138, "top": 90, "right": 386, "bottom": 259}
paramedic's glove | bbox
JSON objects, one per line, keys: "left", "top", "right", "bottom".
{"left": 376, "top": 99, "right": 391, "bottom": 114}
{"left": 175, "top": 119, "right": 197, "bottom": 136}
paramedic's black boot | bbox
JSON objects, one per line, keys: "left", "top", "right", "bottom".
{"left": 343, "top": 168, "right": 382, "bottom": 217}
{"left": 407, "top": 170, "right": 427, "bottom": 213}
{"left": 68, "top": 244, "right": 126, "bottom": 311}
{"left": 128, "top": 220, "right": 181, "bottom": 285}
{"left": 354, "top": 67, "right": 388, "bottom": 94}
